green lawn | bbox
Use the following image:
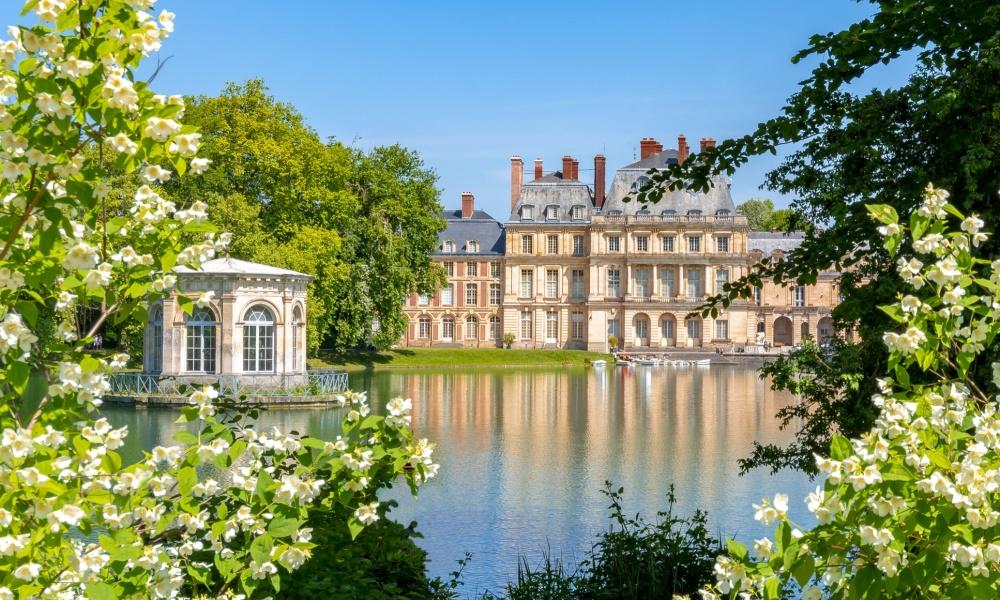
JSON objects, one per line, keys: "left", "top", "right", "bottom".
{"left": 309, "top": 347, "right": 610, "bottom": 371}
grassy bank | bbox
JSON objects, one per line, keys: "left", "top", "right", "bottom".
{"left": 309, "top": 347, "right": 609, "bottom": 371}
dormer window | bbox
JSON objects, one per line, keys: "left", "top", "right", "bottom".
{"left": 571, "top": 205, "right": 584, "bottom": 220}
{"left": 630, "top": 176, "right": 651, "bottom": 192}
{"left": 442, "top": 240, "right": 456, "bottom": 253}
{"left": 467, "top": 240, "right": 479, "bottom": 253}
{"left": 637, "top": 208, "right": 650, "bottom": 216}
{"left": 521, "top": 205, "right": 534, "bottom": 221}
{"left": 715, "top": 209, "right": 731, "bottom": 216}
{"left": 545, "top": 205, "right": 559, "bottom": 221}
{"left": 661, "top": 209, "right": 676, "bottom": 217}
{"left": 687, "top": 209, "right": 703, "bottom": 216}
{"left": 608, "top": 209, "right": 623, "bottom": 216}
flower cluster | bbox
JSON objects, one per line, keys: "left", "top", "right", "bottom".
{"left": 704, "top": 185, "right": 1000, "bottom": 598}
{"left": 0, "top": 1, "right": 439, "bottom": 598}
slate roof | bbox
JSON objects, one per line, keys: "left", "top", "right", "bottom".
{"left": 435, "top": 210, "right": 505, "bottom": 256}
{"left": 748, "top": 232, "right": 806, "bottom": 254}
{"left": 601, "top": 149, "right": 736, "bottom": 216}
{"left": 509, "top": 172, "right": 594, "bottom": 223}
{"left": 175, "top": 257, "right": 311, "bottom": 279}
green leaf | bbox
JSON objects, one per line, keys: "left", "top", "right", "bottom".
{"left": 177, "top": 466, "right": 197, "bottom": 495}
{"left": 249, "top": 533, "right": 273, "bottom": 564}
{"left": 791, "top": 554, "right": 815, "bottom": 587}
{"left": 867, "top": 204, "right": 898, "bottom": 225}
{"left": 726, "top": 539, "right": 748, "bottom": 561}
{"left": 764, "top": 577, "right": 781, "bottom": 600}
{"left": 85, "top": 582, "right": 116, "bottom": 600}
{"left": 267, "top": 516, "right": 300, "bottom": 538}
{"left": 829, "top": 434, "right": 852, "bottom": 460}
{"left": 348, "top": 515, "right": 365, "bottom": 540}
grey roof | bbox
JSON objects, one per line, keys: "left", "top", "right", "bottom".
{"left": 435, "top": 210, "right": 505, "bottom": 256}
{"left": 601, "top": 150, "right": 736, "bottom": 217}
{"left": 510, "top": 172, "right": 594, "bottom": 223}
{"left": 175, "top": 257, "right": 310, "bottom": 278}
{"left": 748, "top": 232, "right": 806, "bottom": 254}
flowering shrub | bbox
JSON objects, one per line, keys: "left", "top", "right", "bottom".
{"left": 0, "top": 1, "right": 436, "bottom": 598}
{"left": 703, "top": 184, "right": 1000, "bottom": 598}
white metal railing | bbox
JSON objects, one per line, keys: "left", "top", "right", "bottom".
{"left": 594, "top": 214, "right": 746, "bottom": 226}
{"left": 108, "top": 371, "right": 349, "bottom": 398}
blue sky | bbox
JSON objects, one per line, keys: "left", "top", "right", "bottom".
{"left": 148, "top": 1, "right": 912, "bottom": 219}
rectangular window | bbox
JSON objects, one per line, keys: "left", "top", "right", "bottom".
{"left": 661, "top": 236, "right": 675, "bottom": 252}
{"left": 546, "top": 206, "right": 558, "bottom": 221}
{"left": 490, "top": 261, "right": 500, "bottom": 277}
{"left": 573, "top": 235, "right": 584, "bottom": 256}
{"left": 754, "top": 286, "right": 762, "bottom": 306}
{"left": 571, "top": 269, "right": 584, "bottom": 298}
{"left": 636, "top": 235, "right": 649, "bottom": 252}
{"left": 466, "top": 318, "right": 478, "bottom": 340}
{"left": 441, "top": 318, "right": 454, "bottom": 341}
{"left": 467, "top": 262, "right": 478, "bottom": 277}
{"left": 489, "top": 283, "right": 501, "bottom": 306}
{"left": 660, "top": 269, "right": 675, "bottom": 298}
{"left": 547, "top": 235, "right": 559, "bottom": 254}
{"left": 687, "top": 269, "right": 701, "bottom": 300}
{"left": 441, "top": 285, "right": 454, "bottom": 306}
{"left": 687, "top": 236, "right": 700, "bottom": 253}
{"left": 418, "top": 318, "right": 430, "bottom": 339}
{"left": 444, "top": 261, "right": 454, "bottom": 277}
{"left": 521, "top": 235, "right": 534, "bottom": 254}
{"left": 571, "top": 311, "right": 584, "bottom": 340}
{"left": 608, "top": 318, "right": 620, "bottom": 339}
{"left": 520, "top": 269, "right": 533, "bottom": 298}
{"left": 466, "top": 283, "right": 478, "bottom": 306}
{"left": 522, "top": 205, "right": 534, "bottom": 220}
{"left": 520, "top": 311, "right": 533, "bottom": 340}
{"left": 545, "top": 269, "right": 559, "bottom": 298}
{"left": 489, "top": 317, "right": 501, "bottom": 340}
{"left": 715, "top": 269, "right": 729, "bottom": 293}
{"left": 186, "top": 324, "right": 216, "bottom": 373}
{"left": 572, "top": 206, "right": 584, "bottom": 220}
{"left": 417, "top": 294, "right": 429, "bottom": 306}
{"left": 546, "top": 311, "right": 558, "bottom": 340}
{"left": 715, "top": 319, "right": 729, "bottom": 340}
{"left": 795, "top": 286, "right": 806, "bottom": 307}
{"left": 608, "top": 236, "right": 621, "bottom": 252}
{"left": 716, "top": 235, "right": 730, "bottom": 253}
{"left": 607, "top": 268, "right": 621, "bottom": 297}
{"left": 635, "top": 268, "right": 650, "bottom": 298}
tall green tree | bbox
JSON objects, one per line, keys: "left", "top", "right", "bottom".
{"left": 736, "top": 198, "right": 775, "bottom": 231}
{"left": 170, "top": 80, "right": 444, "bottom": 352}
{"left": 634, "top": 0, "right": 1000, "bottom": 473}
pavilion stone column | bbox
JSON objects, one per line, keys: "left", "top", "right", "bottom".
{"left": 220, "top": 287, "right": 237, "bottom": 375}
{"left": 626, "top": 264, "right": 633, "bottom": 297}
{"left": 679, "top": 265, "right": 686, "bottom": 298}
{"left": 161, "top": 294, "right": 180, "bottom": 375}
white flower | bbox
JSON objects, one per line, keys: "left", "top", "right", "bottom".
{"left": 877, "top": 223, "right": 901, "bottom": 237}
{"left": 355, "top": 501, "right": 380, "bottom": 525}
{"left": 142, "top": 164, "right": 172, "bottom": 183}
{"left": 961, "top": 214, "right": 984, "bottom": 234}
{"left": 279, "top": 547, "right": 308, "bottom": 570}
{"left": 190, "top": 157, "right": 211, "bottom": 174}
{"left": 33, "top": 0, "right": 66, "bottom": 23}
{"left": 752, "top": 537, "right": 773, "bottom": 560}
{"left": 63, "top": 242, "right": 98, "bottom": 271}
{"left": 12, "top": 562, "right": 40, "bottom": 580}
{"left": 143, "top": 117, "right": 181, "bottom": 142}
{"left": 859, "top": 525, "right": 893, "bottom": 549}
{"left": 169, "top": 133, "right": 201, "bottom": 156}
{"left": 106, "top": 132, "right": 138, "bottom": 155}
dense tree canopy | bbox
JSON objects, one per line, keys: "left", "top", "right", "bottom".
{"left": 636, "top": 0, "right": 1000, "bottom": 473}
{"left": 167, "top": 80, "right": 444, "bottom": 352}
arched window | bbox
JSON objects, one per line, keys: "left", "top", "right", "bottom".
{"left": 630, "top": 176, "right": 651, "bottom": 191}
{"left": 466, "top": 316, "right": 479, "bottom": 340}
{"left": 442, "top": 240, "right": 456, "bottom": 253}
{"left": 243, "top": 305, "right": 275, "bottom": 372}
{"left": 467, "top": 240, "right": 480, "bottom": 253}
{"left": 186, "top": 307, "right": 217, "bottom": 373}
{"left": 148, "top": 305, "right": 163, "bottom": 373}
{"left": 292, "top": 306, "right": 303, "bottom": 371}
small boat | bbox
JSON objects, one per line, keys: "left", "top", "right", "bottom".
{"left": 591, "top": 359, "right": 607, "bottom": 367}
{"left": 695, "top": 359, "right": 712, "bottom": 366}
{"left": 636, "top": 359, "right": 657, "bottom": 366}
{"left": 615, "top": 359, "right": 631, "bottom": 367}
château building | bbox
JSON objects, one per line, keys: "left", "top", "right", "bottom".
{"left": 403, "top": 135, "right": 839, "bottom": 352}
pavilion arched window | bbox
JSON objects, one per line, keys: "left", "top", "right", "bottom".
{"left": 243, "top": 305, "right": 275, "bottom": 372}
{"left": 185, "top": 307, "right": 217, "bottom": 373}
{"left": 149, "top": 305, "right": 163, "bottom": 373}
{"left": 292, "top": 305, "right": 303, "bottom": 371}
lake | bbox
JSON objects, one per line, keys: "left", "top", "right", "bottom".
{"left": 104, "top": 364, "right": 815, "bottom": 596}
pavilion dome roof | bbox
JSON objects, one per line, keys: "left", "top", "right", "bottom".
{"left": 175, "top": 257, "right": 310, "bottom": 279}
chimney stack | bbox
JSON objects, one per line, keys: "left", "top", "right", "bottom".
{"left": 594, "top": 154, "right": 606, "bottom": 208}
{"left": 562, "top": 155, "right": 573, "bottom": 179}
{"left": 640, "top": 137, "right": 660, "bottom": 160}
{"left": 700, "top": 137, "right": 716, "bottom": 152}
{"left": 510, "top": 156, "right": 523, "bottom": 211}
{"left": 653, "top": 140, "right": 663, "bottom": 154}
{"left": 571, "top": 159, "right": 579, "bottom": 181}
{"left": 534, "top": 157, "right": 543, "bottom": 180}
{"left": 677, "top": 134, "right": 689, "bottom": 165}
{"left": 461, "top": 192, "right": 474, "bottom": 219}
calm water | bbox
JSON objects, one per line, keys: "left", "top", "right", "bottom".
{"left": 104, "top": 365, "right": 814, "bottom": 596}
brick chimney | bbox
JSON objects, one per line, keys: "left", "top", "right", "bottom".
{"left": 510, "top": 156, "right": 523, "bottom": 211}
{"left": 594, "top": 154, "right": 606, "bottom": 208}
{"left": 571, "top": 159, "right": 579, "bottom": 181}
{"left": 653, "top": 140, "right": 663, "bottom": 154}
{"left": 640, "top": 137, "right": 660, "bottom": 160}
{"left": 461, "top": 192, "right": 474, "bottom": 219}
{"left": 534, "top": 157, "right": 543, "bottom": 180}
{"left": 700, "top": 137, "right": 716, "bottom": 152}
{"left": 562, "top": 155, "right": 573, "bottom": 179}
{"left": 677, "top": 134, "right": 689, "bottom": 164}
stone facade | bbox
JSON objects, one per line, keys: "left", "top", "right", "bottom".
{"left": 144, "top": 257, "right": 310, "bottom": 386}
{"left": 403, "top": 136, "right": 840, "bottom": 352}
